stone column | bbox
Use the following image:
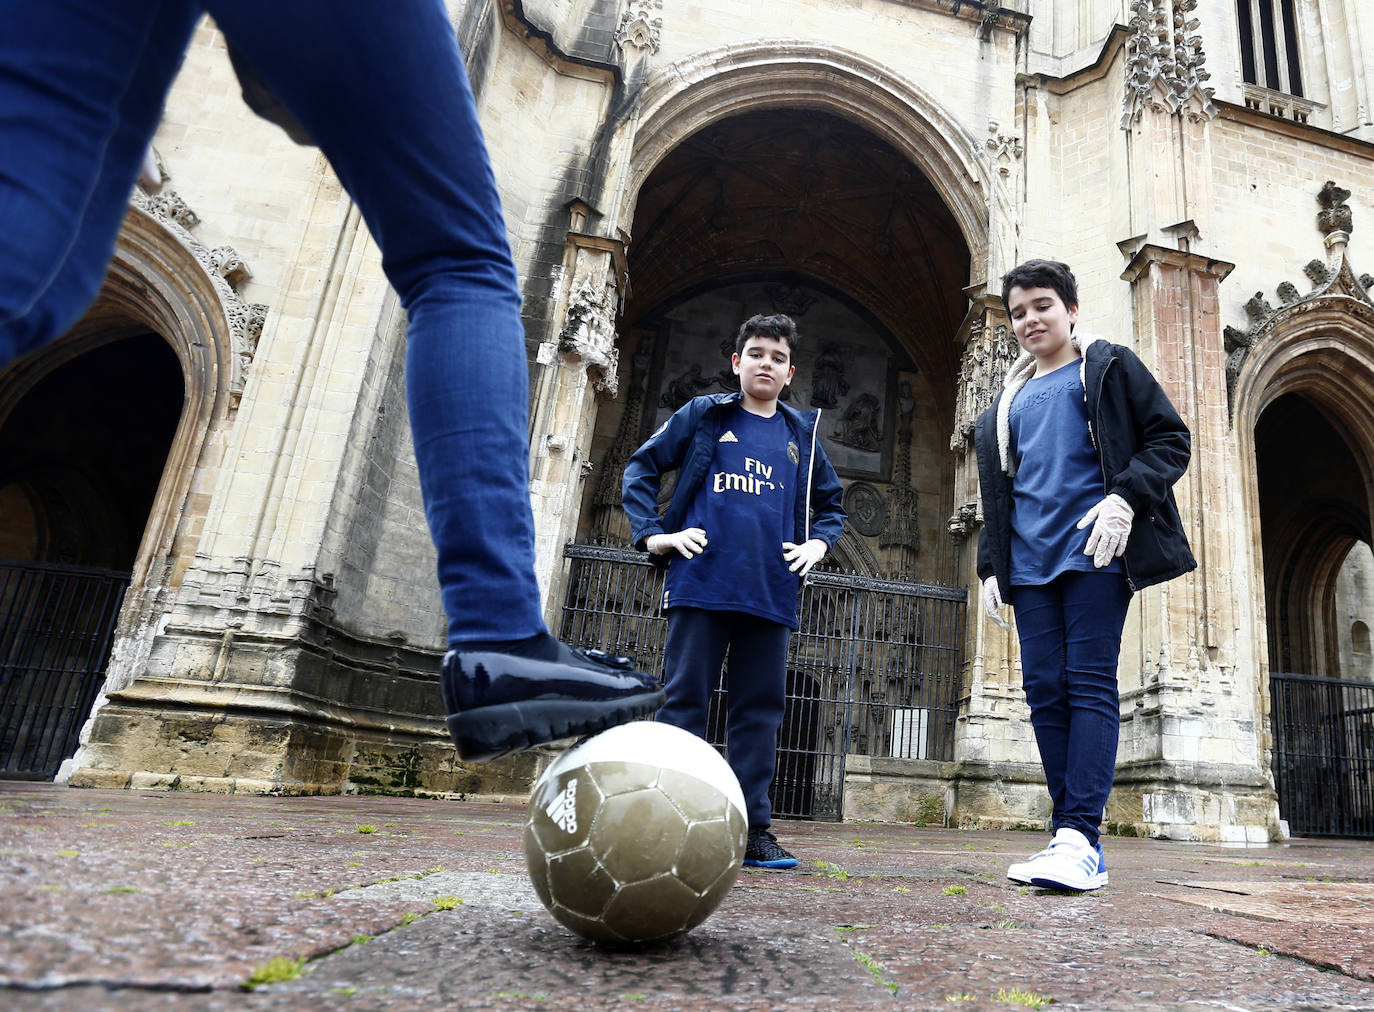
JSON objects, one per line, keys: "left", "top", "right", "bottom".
{"left": 527, "top": 200, "right": 625, "bottom": 627}
{"left": 1115, "top": 239, "right": 1280, "bottom": 840}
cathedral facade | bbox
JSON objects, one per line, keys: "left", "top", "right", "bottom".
{"left": 3, "top": 0, "right": 1373, "bottom": 841}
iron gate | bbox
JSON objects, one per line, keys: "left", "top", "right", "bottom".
{"left": 0, "top": 560, "right": 130, "bottom": 779}
{"left": 559, "top": 543, "right": 967, "bottom": 820}
{"left": 1270, "top": 672, "right": 1374, "bottom": 838}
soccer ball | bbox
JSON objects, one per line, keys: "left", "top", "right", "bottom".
{"left": 523, "top": 720, "right": 748, "bottom": 944}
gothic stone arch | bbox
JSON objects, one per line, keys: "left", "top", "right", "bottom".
{"left": 1233, "top": 297, "right": 1374, "bottom": 679}
{"left": 619, "top": 40, "right": 994, "bottom": 277}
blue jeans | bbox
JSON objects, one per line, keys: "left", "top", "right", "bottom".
{"left": 1012, "top": 571, "right": 1132, "bottom": 846}
{"left": 658, "top": 607, "right": 790, "bottom": 830}
{"left": 0, "top": 0, "right": 542, "bottom": 646}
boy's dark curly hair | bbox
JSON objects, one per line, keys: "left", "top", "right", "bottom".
{"left": 1001, "top": 259, "right": 1079, "bottom": 313}
{"left": 735, "top": 313, "right": 799, "bottom": 356}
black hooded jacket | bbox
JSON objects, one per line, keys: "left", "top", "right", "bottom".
{"left": 975, "top": 338, "right": 1196, "bottom": 601}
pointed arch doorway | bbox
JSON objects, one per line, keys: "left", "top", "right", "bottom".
{"left": 560, "top": 105, "right": 972, "bottom": 820}
{"left": 1236, "top": 289, "right": 1374, "bottom": 837}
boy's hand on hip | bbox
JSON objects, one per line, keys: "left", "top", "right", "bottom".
{"left": 646, "top": 528, "right": 707, "bottom": 559}
{"left": 1077, "top": 493, "right": 1134, "bottom": 568}
{"left": 782, "top": 539, "right": 827, "bottom": 577}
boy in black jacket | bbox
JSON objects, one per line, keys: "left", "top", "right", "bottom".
{"left": 975, "top": 259, "right": 1195, "bottom": 891}
{"left": 623, "top": 314, "right": 846, "bottom": 868}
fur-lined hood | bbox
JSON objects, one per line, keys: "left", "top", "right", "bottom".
{"left": 994, "top": 331, "right": 1109, "bottom": 477}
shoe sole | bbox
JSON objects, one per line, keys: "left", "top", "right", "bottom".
{"left": 1006, "top": 869, "right": 1033, "bottom": 885}
{"left": 447, "top": 688, "right": 666, "bottom": 762}
{"left": 743, "top": 858, "right": 798, "bottom": 869}
{"left": 1029, "top": 872, "right": 1107, "bottom": 892}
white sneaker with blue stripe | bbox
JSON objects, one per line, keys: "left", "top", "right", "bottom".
{"left": 1006, "top": 839, "right": 1058, "bottom": 884}
{"left": 1025, "top": 828, "right": 1108, "bottom": 891}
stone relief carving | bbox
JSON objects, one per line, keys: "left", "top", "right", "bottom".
{"left": 1224, "top": 180, "right": 1374, "bottom": 416}
{"left": 843, "top": 481, "right": 887, "bottom": 537}
{"left": 830, "top": 392, "right": 883, "bottom": 453}
{"left": 809, "top": 343, "right": 850, "bottom": 409}
{"left": 131, "top": 181, "right": 269, "bottom": 410}
{"left": 879, "top": 379, "right": 920, "bottom": 570}
{"left": 763, "top": 283, "right": 818, "bottom": 319}
{"left": 658, "top": 362, "right": 714, "bottom": 409}
{"left": 616, "top": 0, "right": 662, "bottom": 55}
{"left": 1122, "top": 0, "right": 1216, "bottom": 128}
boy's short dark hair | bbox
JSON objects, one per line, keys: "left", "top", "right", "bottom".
{"left": 1001, "top": 259, "right": 1079, "bottom": 313}
{"left": 735, "top": 314, "right": 798, "bottom": 356}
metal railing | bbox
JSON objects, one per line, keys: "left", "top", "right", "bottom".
{"left": 560, "top": 542, "right": 967, "bottom": 820}
{"left": 0, "top": 560, "right": 130, "bottom": 778}
{"left": 1270, "top": 672, "right": 1374, "bottom": 838}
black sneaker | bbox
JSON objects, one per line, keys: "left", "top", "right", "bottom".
{"left": 440, "top": 642, "right": 665, "bottom": 762}
{"left": 743, "top": 829, "right": 798, "bottom": 869}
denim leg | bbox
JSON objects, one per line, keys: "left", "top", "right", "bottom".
{"left": 1057, "top": 571, "right": 1131, "bottom": 843}
{"left": 658, "top": 607, "right": 731, "bottom": 739}
{"left": 207, "top": 1, "right": 539, "bottom": 645}
{"left": 1012, "top": 581, "right": 1071, "bottom": 825}
{"left": 0, "top": 0, "right": 201, "bottom": 364}
{"left": 722, "top": 615, "right": 790, "bottom": 830}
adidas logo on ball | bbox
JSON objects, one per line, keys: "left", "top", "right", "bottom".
{"left": 545, "top": 779, "right": 578, "bottom": 834}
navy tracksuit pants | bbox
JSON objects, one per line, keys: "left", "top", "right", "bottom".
{"left": 657, "top": 606, "right": 790, "bottom": 831}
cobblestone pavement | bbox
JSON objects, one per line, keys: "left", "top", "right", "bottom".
{"left": 2, "top": 781, "right": 1373, "bottom": 1010}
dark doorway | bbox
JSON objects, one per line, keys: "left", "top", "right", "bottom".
{"left": 1256, "top": 392, "right": 1374, "bottom": 837}
{"left": 0, "top": 332, "right": 183, "bottom": 777}
{"left": 1255, "top": 392, "right": 1369, "bottom": 676}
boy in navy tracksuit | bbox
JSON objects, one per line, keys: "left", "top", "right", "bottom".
{"left": 622, "top": 314, "right": 846, "bottom": 868}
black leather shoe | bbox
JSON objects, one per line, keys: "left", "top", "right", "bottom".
{"left": 440, "top": 642, "right": 665, "bottom": 762}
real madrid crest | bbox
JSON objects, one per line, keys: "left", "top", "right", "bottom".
{"left": 787, "top": 441, "right": 799, "bottom": 465}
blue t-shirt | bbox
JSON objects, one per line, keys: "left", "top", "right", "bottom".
{"left": 664, "top": 406, "right": 800, "bottom": 628}
{"left": 1008, "top": 360, "right": 1123, "bottom": 586}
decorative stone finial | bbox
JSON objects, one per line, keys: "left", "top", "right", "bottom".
{"left": 1317, "top": 180, "right": 1353, "bottom": 236}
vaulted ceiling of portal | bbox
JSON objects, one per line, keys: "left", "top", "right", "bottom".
{"left": 625, "top": 108, "right": 970, "bottom": 402}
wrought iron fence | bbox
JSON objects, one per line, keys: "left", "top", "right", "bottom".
{"left": 1270, "top": 672, "right": 1374, "bottom": 838}
{"left": 0, "top": 560, "right": 130, "bottom": 778}
{"left": 559, "top": 543, "right": 967, "bottom": 821}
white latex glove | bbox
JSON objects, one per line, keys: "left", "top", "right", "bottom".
{"left": 782, "top": 539, "right": 828, "bottom": 577}
{"left": 982, "top": 576, "right": 1009, "bottom": 630}
{"left": 645, "top": 528, "right": 707, "bottom": 559}
{"left": 1077, "top": 493, "right": 1135, "bottom": 568}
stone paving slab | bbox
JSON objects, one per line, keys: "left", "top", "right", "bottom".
{"left": 3, "top": 782, "right": 1374, "bottom": 1010}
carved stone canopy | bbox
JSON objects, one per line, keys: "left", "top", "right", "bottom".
{"left": 1121, "top": 0, "right": 1216, "bottom": 128}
